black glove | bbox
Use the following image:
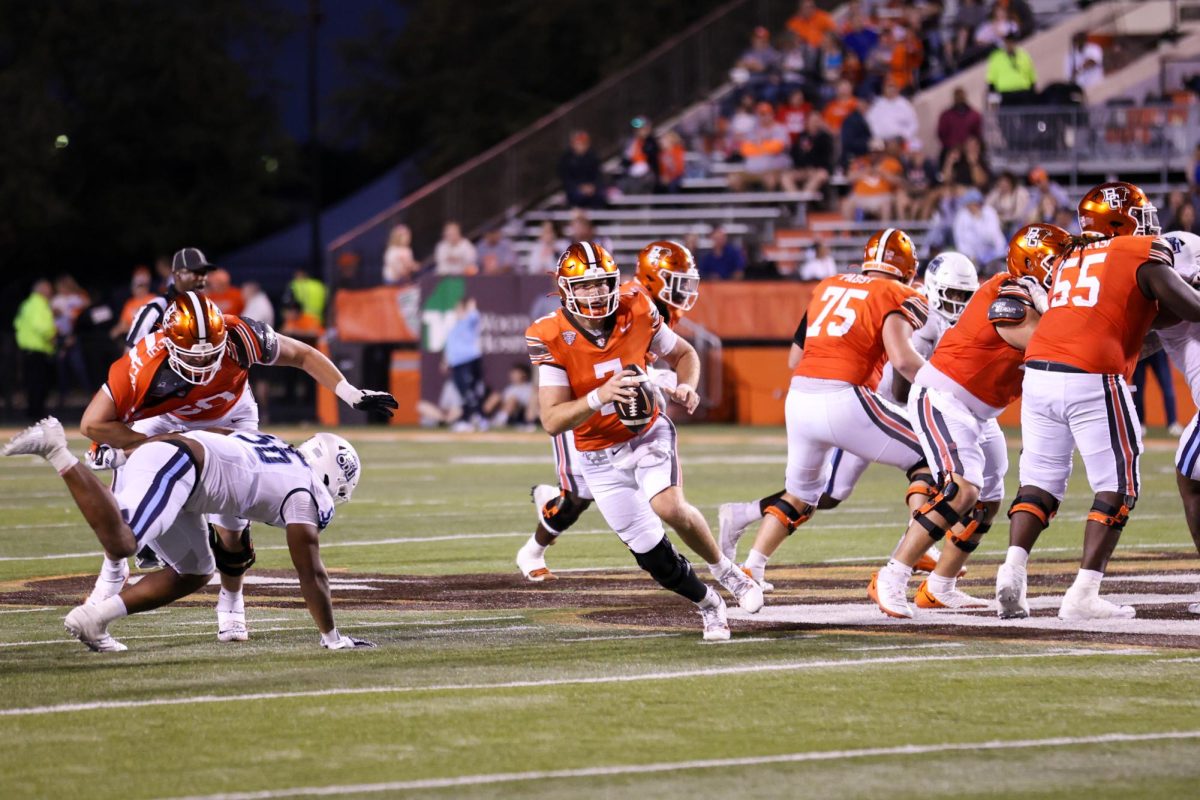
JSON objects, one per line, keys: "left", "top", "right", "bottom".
{"left": 355, "top": 390, "right": 399, "bottom": 418}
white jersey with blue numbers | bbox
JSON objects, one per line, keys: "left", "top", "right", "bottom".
{"left": 183, "top": 431, "right": 336, "bottom": 530}
{"left": 876, "top": 308, "right": 950, "bottom": 401}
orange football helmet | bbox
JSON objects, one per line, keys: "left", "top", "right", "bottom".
{"left": 636, "top": 240, "right": 700, "bottom": 312}
{"left": 1077, "top": 181, "right": 1160, "bottom": 238}
{"left": 862, "top": 228, "right": 919, "bottom": 283}
{"left": 557, "top": 241, "right": 619, "bottom": 318}
{"left": 162, "top": 291, "right": 227, "bottom": 385}
{"left": 1007, "top": 223, "right": 1072, "bottom": 288}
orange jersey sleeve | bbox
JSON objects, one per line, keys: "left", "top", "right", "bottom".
{"left": 526, "top": 289, "right": 667, "bottom": 451}
{"left": 794, "top": 274, "right": 928, "bottom": 389}
{"left": 929, "top": 274, "right": 1029, "bottom": 409}
{"left": 1025, "top": 236, "right": 1170, "bottom": 376}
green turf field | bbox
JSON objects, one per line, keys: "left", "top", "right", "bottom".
{"left": 1, "top": 425, "right": 1198, "bottom": 799}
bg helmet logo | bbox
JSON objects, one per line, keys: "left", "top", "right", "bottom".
{"left": 1101, "top": 186, "right": 1127, "bottom": 209}
{"left": 1023, "top": 226, "right": 1044, "bottom": 248}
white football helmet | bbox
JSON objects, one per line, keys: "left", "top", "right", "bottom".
{"left": 924, "top": 251, "right": 979, "bottom": 322}
{"left": 298, "top": 433, "right": 361, "bottom": 504}
{"left": 1164, "top": 230, "right": 1200, "bottom": 285}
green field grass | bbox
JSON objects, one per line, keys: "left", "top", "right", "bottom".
{"left": 1, "top": 425, "right": 1198, "bottom": 799}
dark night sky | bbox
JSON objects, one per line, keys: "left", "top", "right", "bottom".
{"left": 271, "top": 0, "right": 404, "bottom": 141}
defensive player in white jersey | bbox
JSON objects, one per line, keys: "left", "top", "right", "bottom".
{"left": 1152, "top": 230, "right": 1200, "bottom": 613}
{"left": 3, "top": 418, "right": 373, "bottom": 652}
{"left": 717, "top": 252, "right": 979, "bottom": 586}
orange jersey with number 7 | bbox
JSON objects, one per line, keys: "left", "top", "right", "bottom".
{"left": 1024, "top": 235, "right": 1173, "bottom": 376}
{"left": 793, "top": 273, "right": 929, "bottom": 389}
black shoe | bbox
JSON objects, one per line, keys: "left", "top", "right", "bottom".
{"left": 135, "top": 545, "right": 164, "bottom": 570}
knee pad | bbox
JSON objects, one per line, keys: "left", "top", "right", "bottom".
{"left": 1007, "top": 493, "right": 1058, "bottom": 530}
{"left": 949, "top": 502, "right": 990, "bottom": 553}
{"left": 905, "top": 469, "right": 936, "bottom": 504}
{"left": 1087, "top": 496, "right": 1134, "bottom": 531}
{"left": 633, "top": 536, "right": 705, "bottom": 602}
{"left": 209, "top": 524, "right": 256, "bottom": 577}
{"left": 911, "top": 476, "right": 961, "bottom": 541}
{"left": 757, "top": 489, "right": 786, "bottom": 517}
{"left": 764, "top": 497, "right": 813, "bottom": 534}
{"left": 541, "top": 491, "right": 591, "bottom": 534}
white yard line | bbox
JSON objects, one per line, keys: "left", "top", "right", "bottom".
{"left": 161, "top": 730, "right": 1200, "bottom": 800}
{"left": 558, "top": 632, "right": 682, "bottom": 642}
{"left": 0, "top": 606, "right": 54, "bottom": 614}
{"left": 842, "top": 643, "right": 965, "bottom": 652}
{"left": 0, "top": 647, "right": 1150, "bottom": 718}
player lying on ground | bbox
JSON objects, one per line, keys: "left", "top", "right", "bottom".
{"left": 996, "top": 182, "right": 1200, "bottom": 620}
{"left": 867, "top": 224, "right": 1068, "bottom": 618}
{"left": 80, "top": 292, "right": 395, "bottom": 643}
{"left": 730, "top": 230, "right": 938, "bottom": 591}
{"left": 525, "top": 241, "right": 761, "bottom": 640}
{"left": 719, "top": 251, "right": 980, "bottom": 588}
{"left": 3, "top": 418, "right": 373, "bottom": 652}
{"left": 519, "top": 240, "right": 704, "bottom": 581}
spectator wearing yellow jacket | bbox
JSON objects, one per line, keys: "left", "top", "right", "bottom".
{"left": 14, "top": 279, "right": 56, "bottom": 419}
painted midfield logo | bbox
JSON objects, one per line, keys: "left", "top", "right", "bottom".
{"left": 562, "top": 331, "right": 576, "bottom": 345}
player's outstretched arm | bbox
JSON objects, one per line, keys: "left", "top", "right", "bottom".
{"left": 658, "top": 337, "right": 701, "bottom": 413}
{"left": 275, "top": 335, "right": 398, "bottom": 417}
{"left": 539, "top": 371, "right": 637, "bottom": 435}
{"left": 1138, "top": 260, "right": 1200, "bottom": 323}
{"left": 80, "top": 390, "right": 146, "bottom": 448}
{"left": 285, "top": 522, "right": 374, "bottom": 649}
{"left": 881, "top": 314, "right": 925, "bottom": 382}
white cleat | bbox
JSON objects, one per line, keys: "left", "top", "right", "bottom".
{"left": 64, "top": 604, "right": 127, "bottom": 652}
{"left": 1188, "top": 602, "right": 1200, "bottom": 614}
{"left": 1058, "top": 591, "right": 1136, "bottom": 621}
{"left": 2, "top": 417, "right": 68, "bottom": 459}
{"left": 698, "top": 593, "right": 731, "bottom": 641}
{"left": 85, "top": 559, "right": 130, "bottom": 606}
{"left": 867, "top": 570, "right": 913, "bottom": 619}
{"left": 516, "top": 544, "right": 556, "bottom": 582}
{"left": 217, "top": 611, "right": 250, "bottom": 642}
{"left": 740, "top": 566, "right": 774, "bottom": 594}
{"left": 995, "top": 563, "right": 1030, "bottom": 619}
{"left": 715, "top": 562, "right": 764, "bottom": 613}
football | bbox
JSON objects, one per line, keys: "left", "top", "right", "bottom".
{"left": 613, "top": 363, "right": 658, "bottom": 434}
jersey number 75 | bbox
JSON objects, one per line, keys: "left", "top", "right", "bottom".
{"left": 806, "top": 286, "right": 870, "bottom": 338}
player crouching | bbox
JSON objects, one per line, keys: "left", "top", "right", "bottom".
{"left": 3, "top": 419, "right": 373, "bottom": 652}
{"left": 525, "top": 242, "right": 761, "bottom": 640}
{"left": 868, "top": 224, "right": 1068, "bottom": 617}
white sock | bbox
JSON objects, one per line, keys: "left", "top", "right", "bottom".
{"left": 99, "top": 558, "right": 126, "bottom": 583}
{"left": 1005, "top": 546, "right": 1029, "bottom": 570}
{"left": 884, "top": 559, "right": 914, "bottom": 580}
{"left": 1070, "top": 568, "right": 1104, "bottom": 593}
{"left": 95, "top": 595, "right": 128, "bottom": 624}
{"left": 927, "top": 573, "right": 956, "bottom": 595}
{"left": 48, "top": 445, "right": 78, "bottom": 475}
{"left": 217, "top": 588, "right": 244, "bottom": 615}
{"left": 520, "top": 536, "right": 548, "bottom": 559}
{"left": 707, "top": 555, "right": 734, "bottom": 577}
{"left": 745, "top": 549, "right": 770, "bottom": 581}
{"left": 697, "top": 585, "right": 720, "bottom": 609}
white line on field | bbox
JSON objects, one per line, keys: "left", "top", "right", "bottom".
{"left": 1155, "top": 656, "right": 1200, "bottom": 663}
{"left": 0, "top": 647, "right": 1149, "bottom": 717}
{"left": 0, "top": 606, "right": 55, "bottom": 614}
{"left": 161, "top": 730, "right": 1200, "bottom": 800}
{"left": 558, "top": 632, "right": 682, "bottom": 642}
{"left": 841, "top": 643, "right": 965, "bottom": 652}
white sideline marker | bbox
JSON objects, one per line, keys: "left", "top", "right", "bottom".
{"left": 163, "top": 730, "right": 1200, "bottom": 800}
{"left": 0, "top": 647, "right": 1152, "bottom": 717}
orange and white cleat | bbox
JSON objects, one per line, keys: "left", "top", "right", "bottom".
{"left": 516, "top": 543, "right": 557, "bottom": 582}
{"left": 914, "top": 580, "right": 990, "bottom": 609}
{"left": 868, "top": 570, "right": 914, "bottom": 619}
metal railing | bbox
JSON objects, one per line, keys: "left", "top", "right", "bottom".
{"left": 983, "top": 103, "right": 1198, "bottom": 184}
{"left": 327, "top": 0, "right": 794, "bottom": 274}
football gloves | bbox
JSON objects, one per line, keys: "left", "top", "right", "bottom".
{"left": 320, "top": 629, "right": 376, "bottom": 650}
{"left": 86, "top": 443, "right": 127, "bottom": 470}
{"left": 334, "top": 380, "right": 399, "bottom": 418}
{"left": 1016, "top": 276, "right": 1049, "bottom": 314}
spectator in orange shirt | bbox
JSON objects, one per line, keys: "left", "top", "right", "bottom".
{"left": 729, "top": 102, "right": 791, "bottom": 191}
{"left": 279, "top": 300, "right": 324, "bottom": 344}
{"left": 659, "top": 130, "right": 687, "bottom": 192}
{"left": 205, "top": 268, "right": 245, "bottom": 316}
{"left": 821, "top": 79, "right": 859, "bottom": 134}
{"left": 842, "top": 143, "right": 902, "bottom": 221}
{"left": 788, "top": 0, "right": 836, "bottom": 48}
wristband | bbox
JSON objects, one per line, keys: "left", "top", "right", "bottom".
{"left": 334, "top": 380, "right": 363, "bottom": 407}
{"left": 586, "top": 388, "right": 603, "bottom": 411}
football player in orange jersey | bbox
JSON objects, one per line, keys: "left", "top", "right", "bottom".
{"left": 867, "top": 224, "right": 1069, "bottom": 618}
{"left": 997, "top": 181, "right": 1200, "bottom": 621}
{"left": 79, "top": 292, "right": 397, "bottom": 641}
{"left": 738, "top": 229, "right": 938, "bottom": 587}
{"left": 519, "top": 240, "right": 701, "bottom": 578}
{"left": 525, "top": 241, "right": 761, "bottom": 640}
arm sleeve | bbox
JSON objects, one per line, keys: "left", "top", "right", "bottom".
{"left": 126, "top": 299, "right": 165, "bottom": 349}
{"left": 538, "top": 364, "right": 570, "bottom": 387}
{"left": 793, "top": 315, "right": 808, "bottom": 347}
{"left": 649, "top": 321, "right": 680, "bottom": 358}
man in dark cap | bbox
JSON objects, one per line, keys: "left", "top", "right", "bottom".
{"left": 125, "top": 247, "right": 216, "bottom": 349}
